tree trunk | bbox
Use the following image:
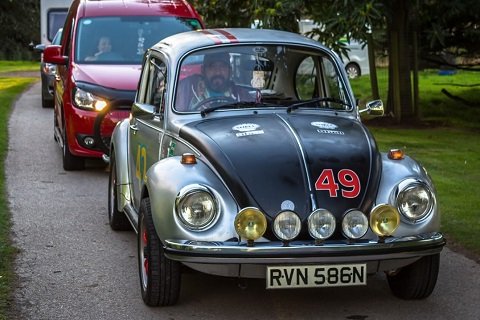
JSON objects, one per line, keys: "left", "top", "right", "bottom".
{"left": 386, "top": 0, "right": 414, "bottom": 123}
{"left": 367, "top": 33, "right": 379, "bottom": 100}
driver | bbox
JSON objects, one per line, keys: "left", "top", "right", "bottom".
{"left": 189, "top": 52, "right": 254, "bottom": 109}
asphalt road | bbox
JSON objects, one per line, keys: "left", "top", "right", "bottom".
{"left": 7, "top": 82, "right": 480, "bottom": 320}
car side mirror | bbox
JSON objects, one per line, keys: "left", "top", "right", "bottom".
{"left": 131, "top": 102, "right": 156, "bottom": 117}
{"left": 359, "top": 99, "right": 384, "bottom": 117}
{"left": 43, "top": 45, "right": 68, "bottom": 65}
{"left": 32, "top": 43, "right": 46, "bottom": 53}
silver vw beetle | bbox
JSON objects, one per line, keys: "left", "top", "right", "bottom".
{"left": 107, "top": 28, "right": 445, "bottom": 306}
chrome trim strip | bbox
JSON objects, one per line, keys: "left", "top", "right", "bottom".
{"left": 276, "top": 114, "right": 317, "bottom": 210}
{"left": 164, "top": 232, "right": 445, "bottom": 264}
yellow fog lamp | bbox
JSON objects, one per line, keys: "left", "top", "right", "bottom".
{"left": 234, "top": 207, "right": 267, "bottom": 246}
{"left": 370, "top": 204, "right": 400, "bottom": 240}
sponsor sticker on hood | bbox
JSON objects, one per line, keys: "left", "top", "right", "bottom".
{"left": 311, "top": 121, "right": 344, "bottom": 135}
{"left": 232, "top": 123, "right": 264, "bottom": 137}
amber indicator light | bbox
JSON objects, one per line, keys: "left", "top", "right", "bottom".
{"left": 388, "top": 149, "right": 405, "bottom": 160}
{"left": 181, "top": 153, "right": 197, "bottom": 164}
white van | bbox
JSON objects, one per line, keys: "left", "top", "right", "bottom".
{"left": 40, "top": 0, "right": 72, "bottom": 44}
{"left": 298, "top": 19, "right": 370, "bottom": 79}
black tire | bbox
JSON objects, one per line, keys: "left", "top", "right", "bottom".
{"left": 41, "top": 89, "right": 53, "bottom": 108}
{"left": 138, "top": 198, "right": 181, "bottom": 306}
{"left": 62, "top": 127, "right": 85, "bottom": 171}
{"left": 93, "top": 108, "right": 111, "bottom": 155}
{"left": 108, "top": 152, "right": 132, "bottom": 231}
{"left": 387, "top": 253, "right": 440, "bottom": 300}
{"left": 345, "top": 63, "right": 361, "bottom": 79}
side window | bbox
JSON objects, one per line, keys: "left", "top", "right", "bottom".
{"left": 321, "top": 58, "right": 347, "bottom": 103}
{"left": 295, "top": 56, "right": 318, "bottom": 100}
{"left": 136, "top": 56, "right": 152, "bottom": 104}
{"left": 146, "top": 59, "right": 167, "bottom": 114}
{"left": 62, "top": 18, "right": 75, "bottom": 57}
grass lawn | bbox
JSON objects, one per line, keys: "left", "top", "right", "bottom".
{"left": 0, "top": 61, "right": 38, "bottom": 74}
{"left": 0, "top": 61, "right": 38, "bottom": 319}
{"left": 352, "top": 68, "right": 480, "bottom": 257}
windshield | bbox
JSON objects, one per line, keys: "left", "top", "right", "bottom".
{"left": 76, "top": 16, "right": 201, "bottom": 64}
{"left": 174, "top": 45, "right": 352, "bottom": 113}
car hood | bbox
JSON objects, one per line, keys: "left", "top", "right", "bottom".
{"left": 73, "top": 64, "right": 142, "bottom": 90}
{"left": 180, "top": 113, "right": 381, "bottom": 221}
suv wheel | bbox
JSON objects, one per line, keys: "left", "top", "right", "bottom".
{"left": 62, "top": 127, "right": 85, "bottom": 171}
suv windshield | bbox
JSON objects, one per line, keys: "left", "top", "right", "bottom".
{"left": 76, "top": 16, "right": 201, "bottom": 64}
{"left": 174, "top": 45, "right": 352, "bottom": 113}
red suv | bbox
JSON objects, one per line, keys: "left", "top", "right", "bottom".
{"left": 43, "top": 0, "right": 204, "bottom": 170}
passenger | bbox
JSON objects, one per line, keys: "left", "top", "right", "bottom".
{"left": 85, "top": 36, "right": 121, "bottom": 61}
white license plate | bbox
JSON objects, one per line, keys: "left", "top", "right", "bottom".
{"left": 266, "top": 264, "right": 367, "bottom": 289}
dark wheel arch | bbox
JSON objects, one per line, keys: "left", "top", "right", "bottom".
{"left": 108, "top": 150, "right": 132, "bottom": 231}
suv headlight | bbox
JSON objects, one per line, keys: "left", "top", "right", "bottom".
{"left": 175, "top": 185, "right": 218, "bottom": 231}
{"left": 73, "top": 87, "right": 108, "bottom": 111}
{"left": 396, "top": 181, "right": 434, "bottom": 223}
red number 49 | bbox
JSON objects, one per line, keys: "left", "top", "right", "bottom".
{"left": 314, "top": 169, "right": 361, "bottom": 198}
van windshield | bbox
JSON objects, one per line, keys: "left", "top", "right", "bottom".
{"left": 76, "top": 16, "right": 201, "bottom": 64}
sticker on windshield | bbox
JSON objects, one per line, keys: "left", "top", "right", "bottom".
{"left": 253, "top": 47, "right": 267, "bottom": 54}
{"left": 232, "top": 123, "right": 264, "bottom": 137}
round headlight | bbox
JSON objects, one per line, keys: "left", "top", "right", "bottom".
{"left": 397, "top": 183, "right": 434, "bottom": 222}
{"left": 342, "top": 210, "right": 368, "bottom": 239}
{"left": 370, "top": 204, "right": 400, "bottom": 237}
{"left": 308, "top": 209, "right": 336, "bottom": 240}
{"left": 175, "top": 186, "right": 217, "bottom": 230}
{"left": 234, "top": 207, "right": 267, "bottom": 241}
{"left": 273, "top": 211, "right": 301, "bottom": 241}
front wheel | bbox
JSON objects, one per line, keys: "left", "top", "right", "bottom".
{"left": 62, "top": 127, "right": 85, "bottom": 171}
{"left": 387, "top": 253, "right": 440, "bottom": 299}
{"left": 138, "top": 198, "right": 181, "bottom": 306}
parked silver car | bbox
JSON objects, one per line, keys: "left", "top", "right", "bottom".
{"left": 33, "top": 28, "right": 63, "bottom": 108}
{"left": 108, "top": 28, "right": 445, "bottom": 306}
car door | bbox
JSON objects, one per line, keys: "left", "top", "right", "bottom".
{"left": 129, "top": 54, "right": 168, "bottom": 210}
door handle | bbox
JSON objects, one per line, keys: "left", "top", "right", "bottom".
{"left": 130, "top": 124, "right": 138, "bottom": 134}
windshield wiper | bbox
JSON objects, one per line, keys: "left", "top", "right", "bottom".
{"left": 200, "top": 101, "right": 278, "bottom": 117}
{"left": 286, "top": 97, "right": 352, "bottom": 113}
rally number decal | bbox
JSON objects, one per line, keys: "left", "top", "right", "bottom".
{"left": 135, "top": 144, "right": 147, "bottom": 183}
{"left": 314, "top": 169, "right": 361, "bottom": 198}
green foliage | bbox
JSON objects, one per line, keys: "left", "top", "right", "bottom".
{"left": 0, "top": 72, "right": 37, "bottom": 319}
{"left": 418, "top": 0, "right": 480, "bottom": 62}
{"left": 0, "top": 0, "right": 40, "bottom": 60}
{"left": 191, "top": 0, "right": 303, "bottom": 31}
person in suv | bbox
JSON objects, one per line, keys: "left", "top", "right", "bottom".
{"left": 43, "top": 0, "right": 204, "bottom": 170}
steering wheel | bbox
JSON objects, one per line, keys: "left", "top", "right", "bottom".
{"left": 192, "top": 96, "right": 236, "bottom": 111}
